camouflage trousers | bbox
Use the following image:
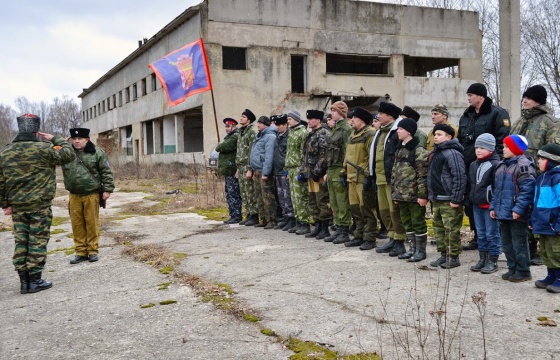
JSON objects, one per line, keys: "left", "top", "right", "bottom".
{"left": 253, "top": 171, "right": 277, "bottom": 223}
{"left": 275, "top": 174, "right": 294, "bottom": 218}
{"left": 224, "top": 175, "right": 242, "bottom": 220}
{"left": 69, "top": 193, "right": 100, "bottom": 256}
{"left": 348, "top": 181, "right": 365, "bottom": 239}
{"left": 537, "top": 234, "right": 560, "bottom": 269}
{"left": 327, "top": 168, "right": 352, "bottom": 226}
{"left": 238, "top": 165, "right": 258, "bottom": 217}
{"left": 362, "top": 187, "right": 380, "bottom": 241}
{"left": 287, "top": 168, "right": 311, "bottom": 223}
{"left": 308, "top": 178, "right": 331, "bottom": 222}
{"left": 398, "top": 201, "right": 427, "bottom": 235}
{"left": 432, "top": 200, "right": 464, "bottom": 256}
{"left": 377, "top": 184, "right": 406, "bottom": 240}
{"left": 12, "top": 207, "right": 53, "bottom": 274}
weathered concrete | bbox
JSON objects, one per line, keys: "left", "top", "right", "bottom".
{"left": 1, "top": 189, "right": 558, "bottom": 359}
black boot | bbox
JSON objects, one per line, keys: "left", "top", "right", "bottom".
{"left": 332, "top": 226, "right": 351, "bottom": 244}
{"left": 274, "top": 218, "right": 288, "bottom": 229}
{"left": 289, "top": 221, "right": 301, "bottom": 233}
{"left": 282, "top": 217, "right": 296, "bottom": 231}
{"left": 28, "top": 272, "right": 52, "bottom": 293}
{"left": 316, "top": 220, "right": 331, "bottom": 240}
{"left": 530, "top": 238, "right": 543, "bottom": 266}
{"left": 441, "top": 255, "right": 461, "bottom": 269}
{"left": 462, "top": 235, "right": 478, "bottom": 250}
{"left": 389, "top": 240, "right": 406, "bottom": 257}
{"left": 239, "top": 216, "right": 249, "bottom": 225}
{"left": 376, "top": 239, "right": 395, "bottom": 253}
{"left": 398, "top": 233, "right": 415, "bottom": 260}
{"left": 324, "top": 228, "right": 340, "bottom": 242}
{"left": 359, "top": 241, "right": 376, "bottom": 250}
{"left": 18, "top": 270, "right": 29, "bottom": 294}
{"left": 296, "top": 222, "right": 311, "bottom": 235}
{"left": 305, "top": 222, "right": 321, "bottom": 238}
{"left": 244, "top": 214, "right": 259, "bottom": 226}
{"left": 408, "top": 234, "right": 427, "bottom": 262}
{"left": 345, "top": 238, "right": 364, "bottom": 247}
{"left": 481, "top": 254, "right": 499, "bottom": 274}
{"left": 470, "top": 251, "right": 488, "bottom": 272}
{"left": 430, "top": 252, "right": 447, "bottom": 267}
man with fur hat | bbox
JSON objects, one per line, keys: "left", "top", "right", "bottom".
{"left": 323, "top": 101, "right": 352, "bottom": 241}
{"left": 459, "top": 83, "right": 511, "bottom": 252}
{"left": 215, "top": 118, "right": 242, "bottom": 224}
{"left": 1, "top": 114, "right": 75, "bottom": 293}
{"left": 63, "top": 127, "right": 115, "bottom": 264}
{"left": 284, "top": 110, "right": 312, "bottom": 234}
{"left": 338, "top": 108, "right": 377, "bottom": 249}
{"left": 300, "top": 110, "right": 331, "bottom": 238}
{"left": 235, "top": 109, "right": 259, "bottom": 226}
{"left": 426, "top": 104, "right": 458, "bottom": 151}
{"left": 511, "top": 85, "right": 560, "bottom": 265}
{"left": 369, "top": 101, "right": 408, "bottom": 256}
{"left": 401, "top": 105, "right": 427, "bottom": 148}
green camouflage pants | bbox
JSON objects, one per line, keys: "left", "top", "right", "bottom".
{"left": 287, "top": 168, "right": 311, "bottom": 223}
{"left": 377, "top": 184, "right": 406, "bottom": 240}
{"left": 362, "top": 187, "right": 380, "bottom": 241}
{"left": 327, "top": 168, "right": 352, "bottom": 226}
{"left": 432, "top": 200, "right": 463, "bottom": 256}
{"left": 12, "top": 207, "right": 53, "bottom": 274}
{"left": 238, "top": 165, "right": 258, "bottom": 217}
{"left": 308, "top": 178, "right": 331, "bottom": 222}
{"left": 398, "top": 201, "right": 427, "bottom": 235}
{"left": 537, "top": 234, "right": 560, "bottom": 269}
{"left": 253, "top": 171, "right": 277, "bottom": 223}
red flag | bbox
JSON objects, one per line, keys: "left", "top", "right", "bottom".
{"left": 149, "top": 38, "right": 213, "bottom": 107}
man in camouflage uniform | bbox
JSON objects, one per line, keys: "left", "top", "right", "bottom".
{"left": 284, "top": 111, "right": 312, "bottom": 234}
{"left": 426, "top": 104, "right": 458, "bottom": 152}
{"left": 300, "top": 110, "right": 331, "bottom": 237}
{"left": 511, "top": 85, "right": 560, "bottom": 265}
{"left": 324, "top": 101, "right": 352, "bottom": 241}
{"left": 339, "top": 108, "right": 376, "bottom": 249}
{"left": 235, "top": 109, "right": 259, "bottom": 226}
{"left": 63, "top": 127, "right": 115, "bottom": 264}
{"left": 215, "top": 118, "right": 242, "bottom": 224}
{"left": 249, "top": 116, "right": 278, "bottom": 229}
{"left": 0, "top": 114, "right": 75, "bottom": 294}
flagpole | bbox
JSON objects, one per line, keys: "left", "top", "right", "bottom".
{"left": 199, "top": 38, "right": 220, "bottom": 143}
{"left": 210, "top": 88, "right": 220, "bottom": 143}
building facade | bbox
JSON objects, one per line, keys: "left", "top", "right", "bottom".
{"left": 79, "top": 0, "right": 482, "bottom": 165}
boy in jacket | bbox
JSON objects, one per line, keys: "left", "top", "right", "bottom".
{"left": 469, "top": 133, "right": 502, "bottom": 273}
{"left": 531, "top": 143, "right": 560, "bottom": 293}
{"left": 427, "top": 124, "right": 466, "bottom": 269}
{"left": 490, "top": 135, "right": 536, "bottom": 282}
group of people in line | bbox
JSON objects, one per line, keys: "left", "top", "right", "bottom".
{"left": 1, "top": 114, "right": 114, "bottom": 294}
{"left": 216, "top": 83, "right": 560, "bottom": 294}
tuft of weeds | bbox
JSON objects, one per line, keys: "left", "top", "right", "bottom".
{"left": 140, "top": 303, "right": 155, "bottom": 309}
{"left": 159, "top": 266, "right": 174, "bottom": 274}
{"left": 260, "top": 328, "right": 277, "bottom": 336}
{"left": 51, "top": 217, "right": 69, "bottom": 226}
{"left": 158, "top": 282, "right": 172, "bottom": 290}
{"left": 159, "top": 299, "right": 177, "bottom": 305}
{"left": 50, "top": 229, "right": 66, "bottom": 235}
{"left": 47, "top": 246, "right": 75, "bottom": 255}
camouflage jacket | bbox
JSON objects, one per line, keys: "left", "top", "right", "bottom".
{"left": 416, "top": 129, "right": 428, "bottom": 148}
{"left": 511, "top": 104, "right": 560, "bottom": 161}
{"left": 326, "top": 119, "right": 352, "bottom": 169}
{"left": 342, "top": 125, "right": 375, "bottom": 183}
{"left": 235, "top": 123, "right": 257, "bottom": 168}
{"left": 301, "top": 126, "right": 330, "bottom": 179}
{"left": 215, "top": 129, "right": 238, "bottom": 176}
{"left": 284, "top": 124, "right": 308, "bottom": 169}
{"left": 62, "top": 141, "right": 115, "bottom": 195}
{"left": 0, "top": 133, "right": 75, "bottom": 212}
{"left": 391, "top": 137, "right": 429, "bottom": 202}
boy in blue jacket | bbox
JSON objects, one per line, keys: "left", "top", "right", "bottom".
{"left": 469, "top": 134, "right": 502, "bottom": 273}
{"left": 490, "top": 135, "right": 536, "bottom": 282}
{"left": 531, "top": 143, "right": 560, "bottom": 293}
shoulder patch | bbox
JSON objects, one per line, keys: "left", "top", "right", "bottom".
{"left": 53, "top": 145, "right": 62, "bottom": 151}
{"left": 503, "top": 119, "right": 510, "bottom": 127}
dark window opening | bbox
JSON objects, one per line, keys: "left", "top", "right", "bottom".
{"left": 113, "top": 94, "right": 116, "bottom": 109}
{"left": 326, "top": 54, "right": 390, "bottom": 75}
{"left": 118, "top": 91, "right": 123, "bottom": 106}
{"left": 107, "top": 97, "right": 111, "bottom": 110}
{"left": 404, "top": 56, "right": 459, "bottom": 77}
{"left": 222, "top": 46, "right": 247, "bottom": 70}
{"left": 125, "top": 88, "right": 130, "bottom": 103}
{"left": 133, "top": 84, "right": 138, "bottom": 100}
{"left": 291, "top": 55, "right": 306, "bottom": 93}
{"left": 151, "top": 73, "right": 157, "bottom": 92}
{"left": 141, "top": 78, "right": 147, "bottom": 96}
{"left": 124, "top": 125, "right": 133, "bottom": 156}
{"left": 183, "top": 107, "right": 204, "bottom": 152}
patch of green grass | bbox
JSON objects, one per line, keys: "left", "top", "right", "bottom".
{"left": 158, "top": 282, "right": 172, "bottom": 290}
{"left": 195, "top": 207, "right": 228, "bottom": 221}
{"left": 173, "top": 252, "right": 187, "bottom": 260}
{"left": 50, "top": 229, "right": 66, "bottom": 235}
{"left": 159, "top": 299, "right": 177, "bottom": 305}
{"left": 159, "top": 266, "right": 174, "bottom": 274}
{"left": 285, "top": 338, "right": 381, "bottom": 360}
{"left": 260, "top": 328, "right": 276, "bottom": 336}
{"left": 243, "top": 314, "right": 260, "bottom": 322}
{"left": 47, "top": 246, "right": 75, "bottom": 255}
{"left": 51, "top": 217, "right": 69, "bottom": 226}
{"left": 140, "top": 303, "right": 155, "bottom": 308}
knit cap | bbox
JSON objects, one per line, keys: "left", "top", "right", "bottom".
{"left": 398, "top": 118, "right": 417, "bottom": 136}
{"left": 503, "top": 135, "right": 528, "bottom": 156}
{"left": 17, "top": 114, "right": 41, "bottom": 133}
{"left": 467, "top": 83, "right": 487, "bottom": 98}
{"left": 475, "top": 133, "right": 496, "bottom": 152}
{"left": 330, "top": 101, "right": 348, "bottom": 118}
{"left": 523, "top": 85, "right": 547, "bottom": 105}
{"left": 287, "top": 110, "right": 302, "bottom": 123}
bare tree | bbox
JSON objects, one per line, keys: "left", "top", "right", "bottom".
{"left": 14, "top": 96, "right": 81, "bottom": 136}
{"left": 0, "top": 104, "right": 17, "bottom": 147}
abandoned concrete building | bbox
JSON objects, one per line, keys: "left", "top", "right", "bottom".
{"left": 79, "top": 0, "right": 482, "bottom": 165}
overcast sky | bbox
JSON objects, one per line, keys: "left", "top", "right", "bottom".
{"left": 0, "top": 1, "right": 201, "bottom": 109}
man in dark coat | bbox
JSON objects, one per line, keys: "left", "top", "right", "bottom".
{"left": 215, "top": 118, "right": 242, "bottom": 224}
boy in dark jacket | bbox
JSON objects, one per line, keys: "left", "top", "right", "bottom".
{"left": 427, "top": 124, "right": 467, "bottom": 269}
{"left": 531, "top": 143, "right": 560, "bottom": 293}
{"left": 469, "top": 133, "right": 501, "bottom": 273}
{"left": 490, "top": 135, "right": 536, "bottom": 282}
